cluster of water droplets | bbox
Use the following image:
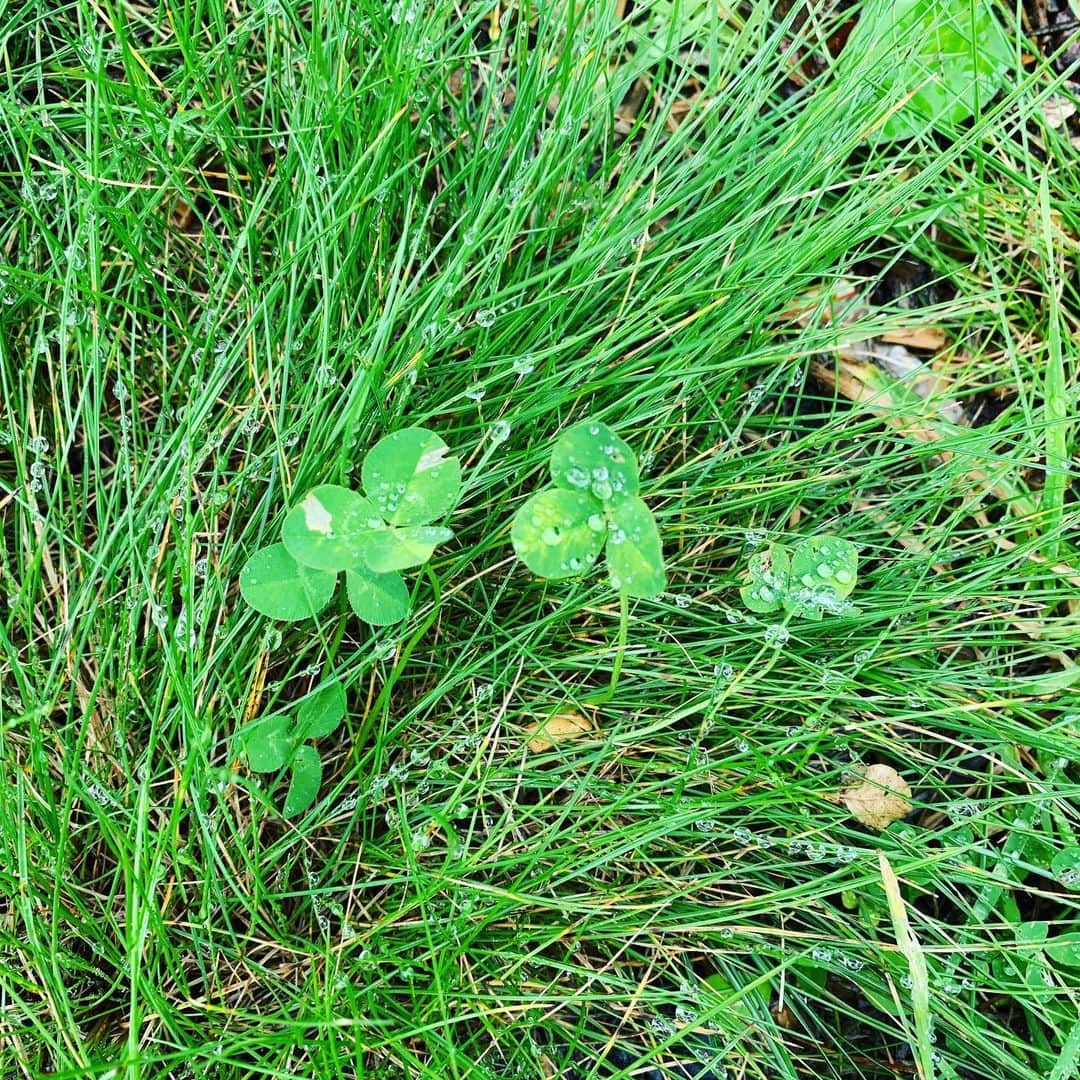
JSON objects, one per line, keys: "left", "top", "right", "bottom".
{"left": 371, "top": 480, "right": 408, "bottom": 519}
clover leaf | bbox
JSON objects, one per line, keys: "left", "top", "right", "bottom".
{"left": 361, "top": 427, "right": 461, "bottom": 526}
{"left": 241, "top": 715, "right": 295, "bottom": 772}
{"left": 739, "top": 535, "right": 858, "bottom": 620}
{"left": 239, "top": 543, "right": 337, "bottom": 622}
{"left": 345, "top": 565, "right": 411, "bottom": 625}
{"left": 293, "top": 679, "right": 347, "bottom": 740}
{"left": 605, "top": 496, "right": 666, "bottom": 599}
{"left": 238, "top": 427, "right": 460, "bottom": 626}
{"left": 511, "top": 419, "right": 666, "bottom": 599}
{"left": 511, "top": 488, "right": 605, "bottom": 579}
{"left": 739, "top": 543, "right": 792, "bottom": 615}
{"left": 282, "top": 484, "right": 382, "bottom": 572}
{"left": 282, "top": 744, "right": 322, "bottom": 818}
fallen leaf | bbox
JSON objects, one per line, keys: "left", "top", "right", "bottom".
{"left": 1042, "top": 96, "right": 1077, "bottom": 129}
{"left": 523, "top": 711, "right": 596, "bottom": 753}
{"left": 835, "top": 764, "right": 912, "bottom": 829}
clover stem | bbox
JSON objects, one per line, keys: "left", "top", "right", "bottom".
{"left": 583, "top": 589, "right": 629, "bottom": 709}
{"left": 610, "top": 588, "right": 629, "bottom": 698}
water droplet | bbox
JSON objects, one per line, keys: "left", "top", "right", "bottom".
{"left": 564, "top": 466, "right": 589, "bottom": 488}
{"left": 816, "top": 563, "right": 833, "bottom": 578}
{"left": 835, "top": 568, "right": 854, "bottom": 585}
{"left": 540, "top": 527, "right": 560, "bottom": 545}
{"left": 512, "top": 356, "right": 535, "bottom": 375}
{"left": 490, "top": 420, "right": 511, "bottom": 444}
{"left": 587, "top": 514, "right": 605, "bottom": 532}
{"left": 65, "top": 243, "right": 86, "bottom": 271}
{"left": 28, "top": 436, "right": 50, "bottom": 455}
{"left": 474, "top": 308, "right": 496, "bottom": 327}
{"left": 465, "top": 384, "right": 485, "bottom": 401}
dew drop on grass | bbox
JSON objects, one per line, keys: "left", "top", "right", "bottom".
{"left": 474, "top": 308, "right": 496, "bottom": 327}
{"left": 512, "top": 356, "right": 536, "bottom": 375}
{"left": 490, "top": 420, "right": 511, "bottom": 444}
{"left": 464, "top": 384, "right": 485, "bottom": 401}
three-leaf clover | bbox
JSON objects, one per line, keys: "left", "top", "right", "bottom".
{"left": 511, "top": 420, "right": 666, "bottom": 599}
{"left": 239, "top": 428, "right": 460, "bottom": 625}
{"left": 740, "top": 535, "right": 858, "bottom": 620}
{"left": 239, "top": 678, "right": 347, "bottom": 817}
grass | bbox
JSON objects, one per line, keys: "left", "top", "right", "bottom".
{"left": 1, "top": 0, "right": 1078, "bottom": 1077}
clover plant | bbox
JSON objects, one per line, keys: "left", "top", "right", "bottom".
{"left": 511, "top": 419, "right": 665, "bottom": 705}
{"left": 239, "top": 428, "right": 461, "bottom": 626}
{"left": 511, "top": 419, "right": 666, "bottom": 599}
{"left": 239, "top": 678, "right": 346, "bottom": 817}
{"left": 740, "top": 535, "right": 859, "bottom": 620}
{"left": 843, "top": 0, "right": 1011, "bottom": 141}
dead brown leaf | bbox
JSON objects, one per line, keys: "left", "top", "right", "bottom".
{"left": 832, "top": 764, "right": 913, "bottom": 830}
{"left": 523, "top": 711, "right": 596, "bottom": 753}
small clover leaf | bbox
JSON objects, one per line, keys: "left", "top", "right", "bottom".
{"left": 739, "top": 543, "right": 791, "bottom": 614}
{"left": 511, "top": 488, "right": 606, "bottom": 579}
{"left": 282, "top": 484, "right": 382, "bottom": 572}
{"left": 361, "top": 427, "right": 461, "bottom": 526}
{"left": 550, "top": 421, "right": 639, "bottom": 501}
{"left": 282, "top": 744, "right": 322, "bottom": 817}
{"left": 346, "top": 565, "right": 410, "bottom": 625}
{"left": 239, "top": 543, "right": 337, "bottom": 622}
{"left": 605, "top": 496, "right": 666, "bottom": 598}
{"left": 294, "top": 679, "right": 347, "bottom": 740}
{"left": 739, "top": 535, "right": 858, "bottom": 619}
{"left": 241, "top": 715, "right": 295, "bottom": 772}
